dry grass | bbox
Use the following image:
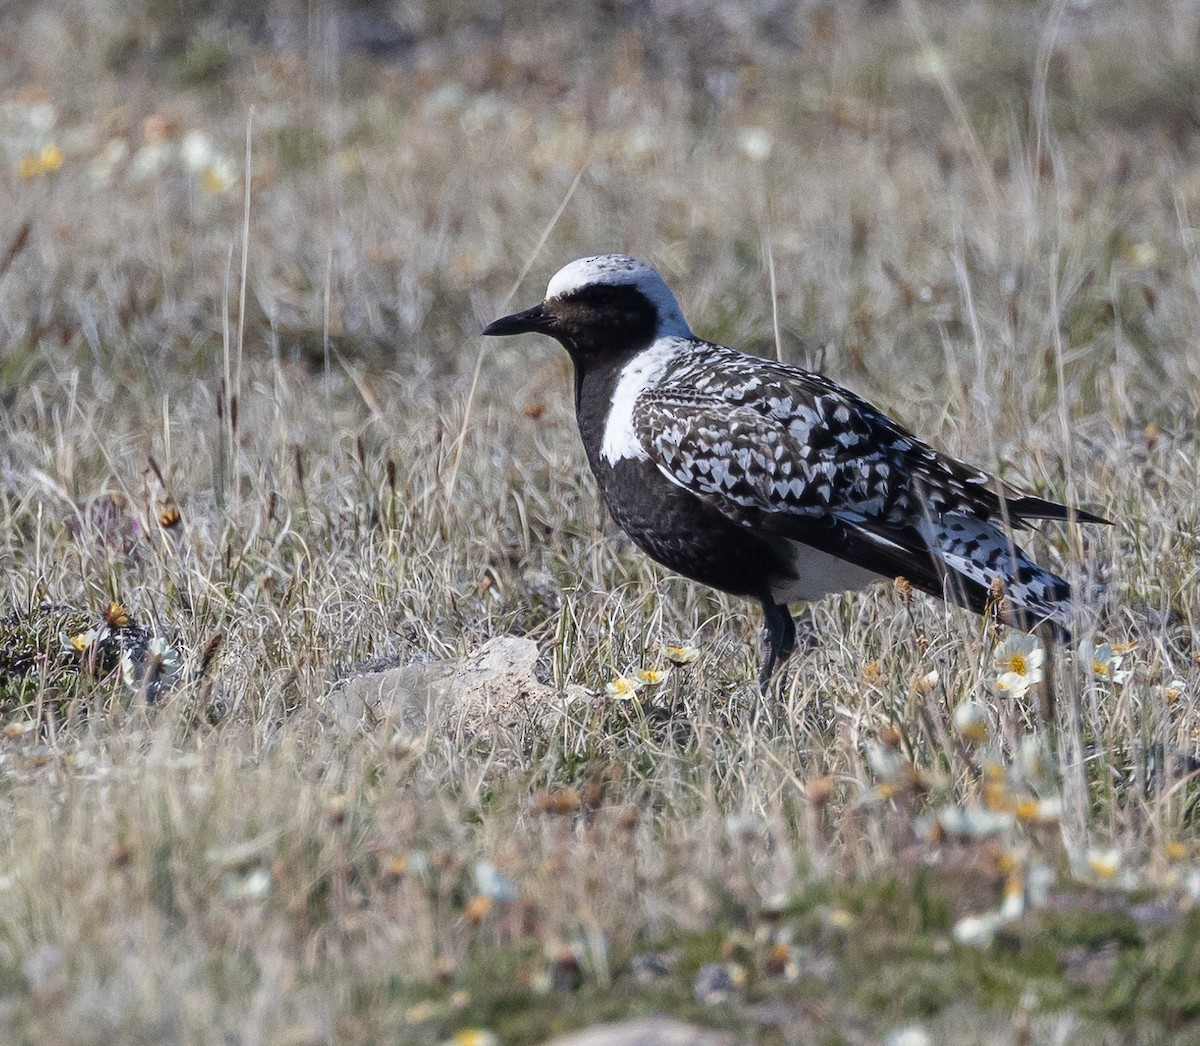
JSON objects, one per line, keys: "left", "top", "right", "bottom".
{"left": 3, "top": 1, "right": 1200, "bottom": 1042}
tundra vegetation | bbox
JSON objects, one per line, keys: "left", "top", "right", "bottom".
{"left": 2, "top": 1, "right": 1200, "bottom": 1042}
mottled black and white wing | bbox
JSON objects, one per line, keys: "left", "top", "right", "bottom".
{"left": 631, "top": 348, "right": 1087, "bottom": 628}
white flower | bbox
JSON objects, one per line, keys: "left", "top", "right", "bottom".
{"left": 130, "top": 141, "right": 175, "bottom": 179}
{"left": 605, "top": 675, "right": 644, "bottom": 699}
{"left": 912, "top": 668, "right": 940, "bottom": 693}
{"left": 866, "top": 741, "right": 906, "bottom": 782}
{"left": 220, "top": 868, "right": 271, "bottom": 901}
{"left": 736, "top": 126, "right": 773, "bottom": 162}
{"left": 992, "top": 634, "right": 1045, "bottom": 697}
{"left": 1090, "top": 642, "right": 1132, "bottom": 685}
{"left": 1158, "top": 678, "right": 1187, "bottom": 703}
{"left": 180, "top": 130, "right": 217, "bottom": 171}
{"left": 121, "top": 637, "right": 182, "bottom": 697}
{"left": 884, "top": 1027, "right": 933, "bottom": 1046}
{"left": 199, "top": 159, "right": 237, "bottom": 194}
{"left": 1084, "top": 846, "right": 1122, "bottom": 880}
{"left": 443, "top": 1033, "right": 499, "bottom": 1046}
{"left": 952, "top": 911, "right": 1003, "bottom": 948}
{"left": 473, "top": 860, "right": 516, "bottom": 903}
{"left": 993, "top": 672, "right": 1031, "bottom": 698}
{"left": 935, "top": 805, "right": 1014, "bottom": 839}
{"left": 952, "top": 699, "right": 991, "bottom": 744}
{"left": 60, "top": 628, "right": 102, "bottom": 654}
{"left": 664, "top": 644, "right": 700, "bottom": 665}
{"left": 634, "top": 667, "right": 670, "bottom": 686}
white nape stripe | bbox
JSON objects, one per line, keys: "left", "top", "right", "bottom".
{"left": 545, "top": 254, "right": 692, "bottom": 339}
{"left": 600, "top": 338, "right": 684, "bottom": 466}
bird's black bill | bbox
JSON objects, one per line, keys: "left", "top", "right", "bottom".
{"left": 481, "top": 303, "right": 553, "bottom": 337}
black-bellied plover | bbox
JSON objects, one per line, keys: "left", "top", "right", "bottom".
{"left": 483, "top": 254, "right": 1106, "bottom": 688}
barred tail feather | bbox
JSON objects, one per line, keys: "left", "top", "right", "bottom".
{"left": 919, "top": 514, "right": 1072, "bottom": 635}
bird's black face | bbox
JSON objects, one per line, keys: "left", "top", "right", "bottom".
{"left": 482, "top": 284, "right": 659, "bottom": 365}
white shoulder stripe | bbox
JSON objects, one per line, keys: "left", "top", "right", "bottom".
{"left": 600, "top": 338, "right": 686, "bottom": 466}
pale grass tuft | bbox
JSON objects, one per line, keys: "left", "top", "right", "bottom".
{"left": 1, "top": 1, "right": 1199, "bottom": 1040}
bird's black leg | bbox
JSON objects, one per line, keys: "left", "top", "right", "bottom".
{"left": 758, "top": 600, "right": 797, "bottom": 692}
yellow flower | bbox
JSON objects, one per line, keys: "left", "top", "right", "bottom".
{"left": 447, "top": 1031, "right": 498, "bottom": 1046}
{"left": 200, "top": 161, "right": 237, "bottom": 194}
{"left": 18, "top": 143, "right": 63, "bottom": 178}
{"left": 635, "top": 667, "right": 670, "bottom": 686}
{"left": 103, "top": 602, "right": 130, "bottom": 629}
{"left": 983, "top": 777, "right": 1011, "bottom": 811}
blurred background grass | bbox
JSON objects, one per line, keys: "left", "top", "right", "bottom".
{"left": 3, "top": 1, "right": 1200, "bottom": 1042}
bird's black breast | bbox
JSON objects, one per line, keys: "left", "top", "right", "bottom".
{"left": 588, "top": 455, "right": 790, "bottom": 600}
{"left": 569, "top": 349, "right": 793, "bottom": 601}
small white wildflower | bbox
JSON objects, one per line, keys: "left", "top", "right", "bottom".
{"left": 1085, "top": 846, "right": 1122, "bottom": 881}
{"left": 884, "top": 1026, "right": 933, "bottom": 1046}
{"left": 61, "top": 627, "right": 103, "bottom": 654}
{"left": 992, "top": 634, "right": 1044, "bottom": 696}
{"left": 130, "top": 141, "right": 175, "bottom": 179}
{"left": 220, "top": 867, "right": 271, "bottom": 901}
{"left": 473, "top": 860, "right": 516, "bottom": 903}
{"left": 1026, "top": 862, "right": 1054, "bottom": 908}
{"left": 736, "top": 126, "right": 774, "bottom": 162}
{"left": 443, "top": 1032, "right": 499, "bottom": 1046}
{"left": 1090, "top": 642, "right": 1132, "bottom": 685}
{"left": 199, "top": 159, "right": 237, "bottom": 194}
{"left": 993, "top": 671, "right": 1031, "bottom": 698}
{"left": 1158, "top": 678, "right": 1187, "bottom": 704}
{"left": 724, "top": 811, "right": 768, "bottom": 843}
{"left": 122, "top": 637, "right": 182, "bottom": 697}
{"left": 605, "top": 675, "right": 644, "bottom": 699}
{"left": 865, "top": 741, "right": 906, "bottom": 782}
{"left": 951, "top": 699, "right": 991, "bottom": 744}
{"left": 119, "top": 650, "right": 137, "bottom": 688}
{"left": 999, "top": 880, "right": 1025, "bottom": 921}
{"left": 935, "top": 805, "right": 1015, "bottom": 839}
{"left": 180, "top": 130, "right": 217, "bottom": 171}
{"left": 1024, "top": 796, "right": 1062, "bottom": 825}
{"left": 912, "top": 668, "right": 940, "bottom": 693}
{"left": 664, "top": 644, "right": 700, "bottom": 665}
{"left": 952, "top": 911, "right": 1003, "bottom": 948}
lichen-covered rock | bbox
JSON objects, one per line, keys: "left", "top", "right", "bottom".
{"left": 324, "top": 637, "right": 589, "bottom": 737}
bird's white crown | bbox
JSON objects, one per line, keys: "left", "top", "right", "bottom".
{"left": 545, "top": 254, "right": 692, "bottom": 338}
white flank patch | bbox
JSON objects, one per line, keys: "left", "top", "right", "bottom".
{"left": 546, "top": 254, "right": 692, "bottom": 339}
{"left": 601, "top": 338, "right": 685, "bottom": 465}
{"left": 770, "top": 539, "right": 883, "bottom": 603}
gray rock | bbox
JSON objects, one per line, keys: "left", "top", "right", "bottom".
{"left": 321, "top": 637, "right": 589, "bottom": 738}
{"left": 540, "top": 1016, "right": 741, "bottom": 1046}
{"left": 692, "top": 961, "right": 746, "bottom": 1005}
